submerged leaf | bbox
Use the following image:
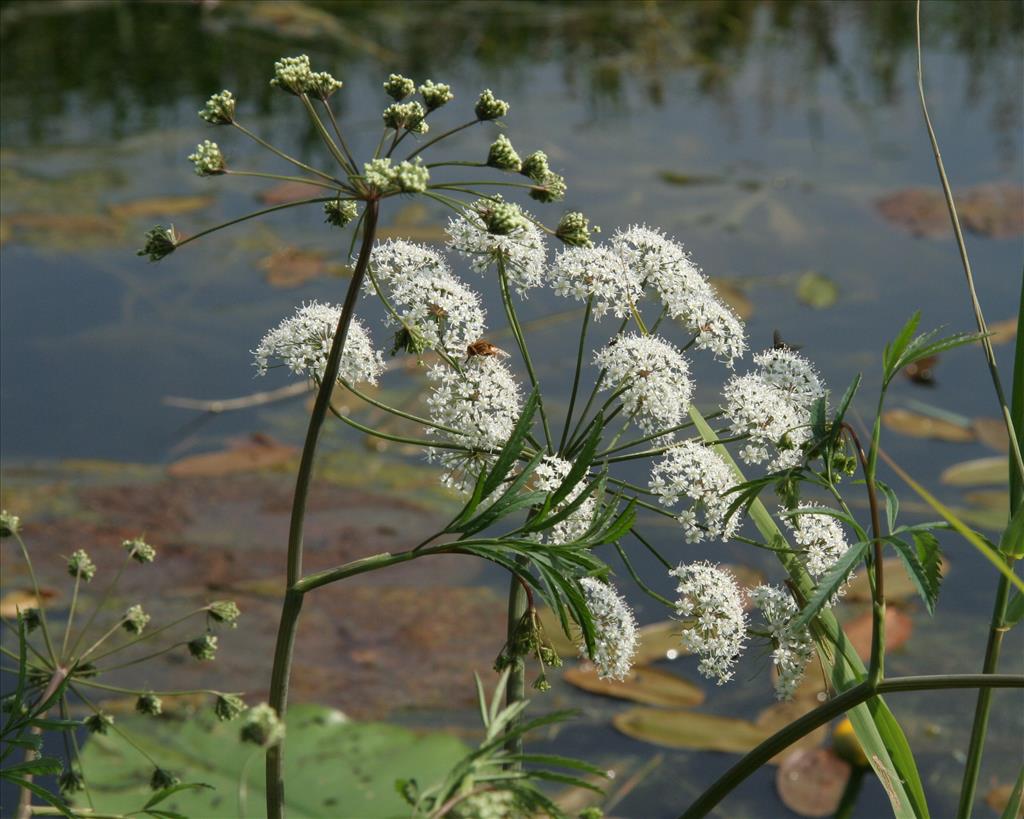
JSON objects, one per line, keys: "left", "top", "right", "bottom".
{"left": 563, "top": 663, "right": 704, "bottom": 708}
{"left": 632, "top": 620, "right": 692, "bottom": 665}
{"left": 167, "top": 434, "right": 297, "bottom": 477}
{"left": 882, "top": 409, "right": 974, "bottom": 443}
{"left": 612, "top": 708, "right": 768, "bottom": 753}
{"left": 844, "top": 606, "right": 914, "bottom": 662}
{"left": 776, "top": 747, "right": 852, "bottom": 817}
{"left": 795, "top": 271, "right": 838, "bottom": 309}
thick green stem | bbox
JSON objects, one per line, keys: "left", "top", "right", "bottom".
{"left": 504, "top": 557, "right": 529, "bottom": 758}
{"left": 265, "top": 200, "right": 379, "bottom": 819}
{"left": 680, "top": 674, "right": 1024, "bottom": 819}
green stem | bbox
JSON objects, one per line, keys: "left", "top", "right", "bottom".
{"left": 59, "top": 574, "right": 81, "bottom": 662}
{"left": 504, "top": 556, "right": 529, "bottom": 758}
{"left": 265, "top": 200, "right": 380, "bottom": 819}
{"left": 12, "top": 533, "right": 57, "bottom": 664}
{"left": 299, "top": 93, "right": 353, "bottom": 174}
{"left": 66, "top": 553, "right": 132, "bottom": 660}
{"left": 614, "top": 543, "right": 673, "bottom": 607}
{"left": 559, "top": 296, "right": 593, "bottom": 453}
{"left": 405, "top": 120, "right": 478, "bottom": 160}
{"left": 321, "top": 99, "right": 358, "bottom": 172}
{"left": 86, "top": 608, "right": 207, "bottom": 665}
{"left": 327, "top": 401, "right": 472, "bottom": 452}
{"left": 232, "top": 122, "right": 343, "bottom": 185}
{"left": 174, "top": 198, "right": 337, "bottom": 250}
{"left": 680, "top": 674, "right": 1024, "bottom": 819}
{"left": 295, "top": 547, "right": 443, "bottom": 594}
{"left": 224, "top": 170, "right": 349, "bottom": 193}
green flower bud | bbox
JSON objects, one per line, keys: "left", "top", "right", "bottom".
{"left": 1, "top": 509, "right": 21, "bottom": 537}
{"left": 136, "top": 692, "right": 163, "bottom": 716}
{"left": 555, "top": 212, "right": 595, "bottom": 247}
{"left": 390, "top": 327, "right": 428, "bottom": 357}
{"left": 419, "top": 79, "right": 453, "bottom": 111}
{"left": 214, "top": 693, "right": 246, "bottom": 722}
{"left": 67, "top": 549, "right": 96, "bottom": 582}
{"left": 188, "top": 634, "right": 218, "bottom": 661}
{"left": 123, "top": 537, "right": 156, "bottom": 564}
{"left": 382, "top": 101, "right": 428, "bottom": 134}
{"left": 240, "top": 703, "right": 285, "bottom": 748}
{"left": 476, "top": 199, "right": 527, "bottom": 235}
{"left": 392, "top": 159, "right": 429, "bottom": 193}
{"left": 84, "top": 712, "right": 114, "bottom": 734}
{"left": 150, "top": 767, "right": 180, "bottom": 791}
{"left": 198, "top": 90, "right": 235, "bottom": 125}
{"left": 486, "top": 135, "right": 521, "bottom": 172}
{"left": 520, "top": 150, "right": 549, "bottom": 182}
{"left": 270, "top": 55, "right": 314, "bottom": 95}
{"left": 59, "top": 769, "right": 85, "bottom": 795}
{"left": 208, "top": 600, "right": 240, "bottom": 627}
{"left": 123, "top": 604, "right": 150, "bottom": 635}
{"left": 307, "top": 71, "right": 343, "bottom": 101}
{"left": 324, "top": 199, "right": 358, "bottom": 228}
{"left": 188, "top": 140, "right": 225, "bottom": 176}
{"left": 474, "top": 88, "right": 509, "bottom": 120}
{"left": 138, "top": 225, "right": 178, "bottom": 262}
{"left": 363, "top": 158, "right": 394, "bottom": 191}
{"left": 529, "top": 171, "right": 567, "bottom": 203}
{"left": 579, "top": 808, "right": 604, "bottom": 819}
{"left": 383, "top": 73, "right": 416, "bottom": 100}
{"left": 22, "top": 608, "right": 42, "bottom": 633}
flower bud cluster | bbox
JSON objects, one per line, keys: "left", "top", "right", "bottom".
{"left": 123, "top": 604, "right": 150, "bottom": 635}
{"left": 124, "top": 537, "right": 156, "bottom": 563}
{"left": 447, "top": 198, "right": 546, "bottom": 295}
{"left": 67, "top": 549, "right": 96, "bottom": 581}
{"left": 474, "top": 89, "right": 509, "bottom": 120}
{"left": 487, "top": 135, "right": 521, "bottom": 171}
{"left": 384, "top": 73, "right": 415, "bottom": 100}
{"left": 555, "top": 212, "right": 595, "bottom": 247}
{"left": 419, "top": 80, "right": 453, "bottom": 110}
{"left": 324, "top": 198, "right": 358, "bottom": 227}
{"left": 270, "top": 55, "right": 341, "bottom": 99}
{"left": 137, "top": 226, "right": 178, "bottom": 262}
{"left": 240, "top": 703, "right": 286, "bottom": 747}
{"left": 362, "top": 157, "right": 430, "bottom": 193}
{"left": 0, "top": 509, "right": 20, "bottom": 537}
{"left": 382, "top": 101, "right": 428, "bottom": 134}
{"left": 188, "top": 140, "right": 225, "bottom": 176}
{"left": 188, "top": 633, "right": 218, "bottom": 661}
{"left": 199, "top": 90, "right": 235, "bottom": 125}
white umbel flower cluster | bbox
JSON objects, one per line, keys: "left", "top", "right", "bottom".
{"left": 670, "top": 561, "right": 748, "bottom": 684}
{"left": 533, "top": 456, "right": 597, "bottom": 544}
{"left": 369, "top": 240, "right": 486, "bottom": 357}
{"left": 425, "top": 357, "right": 523, "bottom": 491}
{"left": 594, "top": 333, "right": 694, "bottom": 435}
{"left": 446, "top": 205, "right": 547, "bottom": 296}
{"left": 649, "top": 441, "right": 741, "bottom": 543}
{"left": 782, "top": 504, "right": 853, "bottom": 583}
{"left": 749, "top": 584, "right": 815, "bottom": 700}
{"left": 253, "top": 301, "right": 384, "bottom": 386}
{"left": 548, "top": 245, "right": 644, "bottom": 320}
{"left": 723, "top": 348, "right": 825, "bottom": 469}
{"left": 577, "top": 577, "right": 639, "bottom": 681}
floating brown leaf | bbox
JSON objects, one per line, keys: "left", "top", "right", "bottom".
{"left": 972, "top": 418, "right": 1010, "bottom": 452}
{"left": 612, "top": 708, "right": 768, "bottom": 753}
{"left": 167, "top": 433, "right": 297, "bottom": 478}
{"left": 986, "top": 782, "right": 1024, "bottom": 818}
{"left": 940, "top": 456, "right": 1007, "bottom": 486}
{"left": 4, "top": 211, "right": 121, "bottom": 237}
{"left": 377, "top": 202, "right": 446, "bottom": 242}
{"left": 959, "top": 183, "right": 1024, "bottom": 239}
{"left": 902, "top": 355, "right": 938, "bottom": 385}
{"left": 776, "top": 748, "right": 851, "bottom": 817}
{"left": 881, "top": 408, "right": 974, "bottom": 442}
{"left": 108, "top": 195, "right": 213, "bottom": 220}
{"left": 258, "top": 180, "right": 326, "bottom": 205}
{"left": 563, "top": 663, "right": 704, "bottom": 708}
{"left": 0, "top": 588, "right": 58, "bottom": 618}
{"left": 990, "top": 317, "right": 1019, "bottom": 346}
{"left": 876, "top": 189, "right": 951, "bottom": 238}
{"left": 844, "top": 606, "right": 914, "bottom": 662}
{"left": 258, "top": 247, "right": 348, "bottom": 287}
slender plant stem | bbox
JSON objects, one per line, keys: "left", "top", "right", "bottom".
{"left": 299, "top": 94, "right": 353, "bottom": 174}
{"left": 321, "top": 99, "right": 358, "bottom": 172}
{"left": 680, "top": 674, "right": 1024, "bottom": 819}
{"left": 405, "top": 120, "right": 478, "bottom": 160}
{"left": 614, "top": 543, "right": 673, "bottom": 607}
{"left": 59, "top": 574, "right": 81, "bottom": 662}
{"left": 224, "top": 169, "right": 349, "bottom": 193}
{"left": 559, "top": 296, "right": 593, "bottom": 452}
{"left": 12, "top": 533, "right": 57, "bottom": 663}
{"left": 232, "top": 122, "right": 343, "bottom": 185}
{"left": 175, "top": 198, "right": 336, "bottom": 250}
{"left": 327, "top": 401, "right": 471, "bottom": 452}
{"left": 85, "top": 608, "right": 207, "bottom": 665}
{"left": 265, "top": 200, "right": 380, "bottom": 819}
{"left": 66, "top": 553, "right": 133, "bottom": 660}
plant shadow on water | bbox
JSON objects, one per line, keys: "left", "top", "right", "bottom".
{"left": 1, "top": 1, "right": 1022, "bottom": 817}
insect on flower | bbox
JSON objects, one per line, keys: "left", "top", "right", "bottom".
{"left": 466, "top": 339, "right": 508, "bottom": 359}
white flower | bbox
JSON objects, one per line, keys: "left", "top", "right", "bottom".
{"left": 670, "top": 561, "right": 748, "bottom": 685}
{"left": 722, "top": 348, "right": 825, "bottom": 470}
{"left": 649, "top": 441, "right": 741, "bottom": 543}
{"left": 369, "top": 240, "right": 486, "bottom": 357}
{"left": 593, "top": 333, "right": 693, "bottom": 435}
{"left": 548, "top": 245, "right": 644, "bottom": 320}
{"left": 783, "top": 504, "right": 853, "bottom": 585}
{"left": 749, "top": 584, "right": 815, "bottom": 700}
{"left": 578, "top": 578, "right": 639, "bottom": 681}
{"left": 425, "top": 357, "right": 523, "bottom": 491}
{"left": 612, "top": 225, "right": 746, "bottom": 364}
{"left": 253, "top": 301, "right": 384, "bottom": 386}
{"left": 533, "top": 456, "right": 597, "bottom": 544}
{"left": 446, "top": 203, "right": 547, "bottom": 296}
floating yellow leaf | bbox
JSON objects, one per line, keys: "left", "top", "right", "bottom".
{"left": 882, "top": 408, "right": 974, "bottom": 442}
{"left": 940, "top": 456, "right": 1007, "bottom": 486}
{"left": 612, "top": 707, "right": 768, "bottom": 753}
{"left": 563, "top": 663, "right": 704, "bottom": 708}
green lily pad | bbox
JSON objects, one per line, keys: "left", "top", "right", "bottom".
{"left": 612, "top": 708, "right": 769, "bottom": 753}
{"left": 563, "top": 663, "right": 704, "bottom": 708}
{"left": 77, "top": 704, "right": 468, "bottom": 818}
{"left": 795, "top": 271, "right": 838, "bottom": 309}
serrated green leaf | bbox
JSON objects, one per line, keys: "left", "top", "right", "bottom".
{"left": 791, "top": 541, "right": 870, "bottom": 631}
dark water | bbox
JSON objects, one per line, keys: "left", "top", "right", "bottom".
{"left": 2, "top": 2, "right": 1022, "bottom": 817}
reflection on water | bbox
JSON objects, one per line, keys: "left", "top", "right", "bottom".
{"left": 1, "top": 2, "right": 1022, "bottom": 818}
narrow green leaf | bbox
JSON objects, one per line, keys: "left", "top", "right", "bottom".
{"left": 877, "top": 480, "right": 900, "bottom": 533}
{"left": 144, "top": 782, "right": 214, "bottom": 809}
{"left": 884, "top": 312, "right": 921, "bottom": 382}
{"left": 999, "top": 503, "right": 1024, "bottom": 558}
{"left": 889, "top": 535, "right": 941, "bottom": 615}
{"left": 1005, "top": 591, "right": 1024, "bottom": 626}
{"left": 1000, "top": 766, "right": 1024, "bottom": 819}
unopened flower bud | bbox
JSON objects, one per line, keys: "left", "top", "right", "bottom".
{"left": 556, "top": 212, "right": 595, "bottom": 247}
{"left": 520, "top": 150, "right": 549, "bottom": 182}
{"left": 476, "top": 199, "right": 527, "bottom": 235}
{"left": 136, "top": 692, "right": 162, "bottom": 716}
{"left": 363, "top": 158, "right": 394, "bottom": 191}
{"left": 199, "top": 90, "right": 235, "bottom": 125}
{"left": 270, "top": 55, "right": 313, "bottom": 95}
{"left": 84, "top": 712, "right": 114, "bottom": 734}
{"left": 59, "top": 769, "right": 85, "bottom": 794}
{"left": 150, "top": 767, "right": 180, "bottom": 791}
{"left": 188, "top": 634, "right": 218, "bottom": 661}
{"left": 529, "top": 171, "right": 567, "bottom": 203}
{"left": 240, "top": 703, "right": 285, "bottom": 748}
{"left": 208, "top": 600, "right": 240, "bottom": 627}
{"left": 307, "top": 71, "right": 342, "bottom": 101}
{"left": 0, "top": 510, "right": 21, "bottom": 537}
{"left": 486, "top": 135, "right": 521, "bottom": 171}
{"left": 123, "top": 604, "right": 150, "bottom": 635}
{"left": 138, "top": 225, "right": 178, "bottom": 262}
{"left": 383, "top": 73, "right": 415, "bottom": 100}
{"left": 188, "top": 140, "right": 225, "bottom": 176}
{"left": 383, "top": 101, "right": 427, "bottom": 134}
{"left": 123, "top": 537, "right": 156, "bottom": 564}
{"left": 392, "top": 159, "right": 429, "bottom": 192}
{"left": 419, "top": 79, "right": 453, "bottom": 110}
{"left": 215, "top": 693, "right": 246, "bottom": 722}
{"left": 474, "top": 89, "right": 509, "bottom": 120}
{"left": 67, "top": 549, "right": 96, "bottom": 582}
{"left": 324, "top": 199, "right": 358, "bottom": 228}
